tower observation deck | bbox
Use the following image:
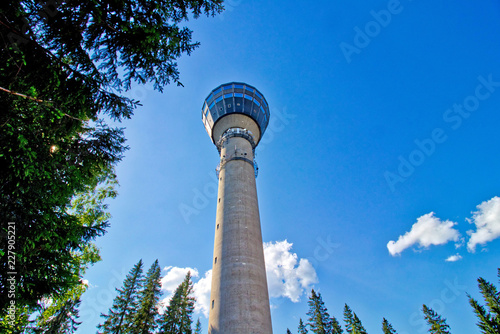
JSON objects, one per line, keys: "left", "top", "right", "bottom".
{"left": 202, "top": 82, "right": 273, "bottom": 334}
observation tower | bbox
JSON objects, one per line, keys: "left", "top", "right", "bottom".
{"left": 202, "top": 82, "right": 273, "bottom": 334}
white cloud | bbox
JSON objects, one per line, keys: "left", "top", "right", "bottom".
{"left": 445, "top": 254, "right": 462, "bottom": 262}
{"left": 263, "top": 240, "right": 318, "bottom": 302}
{"left": 467, "top": 196, "right": 500, "bottom": 252}
{"left": 193, "top": 270, "right": 212, "bottom": 317}
{"left": 161, "top": 266, "right": 199, "bottom": 292}
{"left": 387, "top": 212, "right": 460, "bottom": 256}
{"left": 158, "top": 240, "right": 317, "bottom": 318}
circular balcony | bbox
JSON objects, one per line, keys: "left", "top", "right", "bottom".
{"left": 202, "top": 82, "right": 270, "bottom": 146}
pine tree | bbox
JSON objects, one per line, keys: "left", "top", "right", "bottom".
{"left": 343, "top": 304, "right": 366, "bottom": 334}
{"left": 331, "top": 316, "right": 343, "bottom": 334}
{"left": 287, "top": 329, "right": 293, "bottom": 334}
{"left": 159, "top": 271, "right": 196, "bottom": 334}
{"left": 298, "top": 318, "right": 309, "bottom": 334}
{"left": 422, "top": 305, "right": 451, "bottom": 334}
{"left": 132, "top": 260, "right": 163, "bottom": 333}
{"left": 194, "top": 318, "right": 202, "bottom": 334}
{"left": 468, "top": 268, "right": 500, "bottom": 334}
{"left": 307, "top": 289, "right": 334, "bottom": 334}
{"left": 352, "top": 313, "right": 367, "bottom": 334}
{"left": 98, "top": 259, "right": 144, "bottom": 333}
{"left": 343, "top": 305, "right": 354, "bottom": 333}
{"left": 382, "top": 318, "right": 397, "bottom": 334}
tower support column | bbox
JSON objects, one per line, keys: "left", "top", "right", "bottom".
{"left": 208, "top": 129, "right": 272, "bottom": 334}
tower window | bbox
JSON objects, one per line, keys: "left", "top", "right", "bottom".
{"left": 217, "top": 224, "right": 219, "bottom": 230}
{"left": 218, "top": 198, "right": 221, "bottom": 203}
{"left": 214, "top": 257, "right": 217, "bottom": 264}
{"left": 212, "top": 300, "right": 214, "bottom": 309}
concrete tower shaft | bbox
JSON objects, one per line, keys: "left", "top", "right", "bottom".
{"left": 202, "top": 82, "right": 272, "bottom": 334}
{"left": 209, "top": 129, "right": 272, "bottom": 333}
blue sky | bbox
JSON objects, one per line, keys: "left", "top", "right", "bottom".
{"left": 80, "top": 1, "right": 500, "bottom": 333}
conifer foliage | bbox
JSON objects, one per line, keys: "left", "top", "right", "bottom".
{"left": 0, "top": 0, "right": 224, "bottom": 314}
{"left": 194, "top": 318, "right": 202, "bottom": 334}
{"left": 97, "top": 260, "right": 205, "bottom": 334}
{"left": 286, "top": 269, "right": 500, "bottom": 333}
{"left": 331, "top": 316, "right": 343, "bottom": 334}
{"left": 132, "top": 260, "right": 163, "bottom": 333}
{"left": 97, "top": 259, "right": 144, "bottom": 333}
{"left": 306, "top": 289, "right": 343, "bottom": 334}
{"left": 422, "top": 305, "right": 451, "bottom": 334}
{"left": 343, "top": 304, "right": 367, "bottom": 334}
{"left": 28, "top": 280, "right": 88, "bottom": 334}
{"left": 307, "top": 289, "right": 331, "bottom": 333}
{"left": 298, "top": 318, "right": 309, "bottom": 334}
{"left": 382, "top": 318, "right": 397, "bottom": 334}
{"left": 159, "top": 272, "right": 196, "bottom": 334}
{"left": 468, "top": 268, "right": 500, "bottom": 334}
{"left": 35, "top": 295, "right": 83, "bottom": 333}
